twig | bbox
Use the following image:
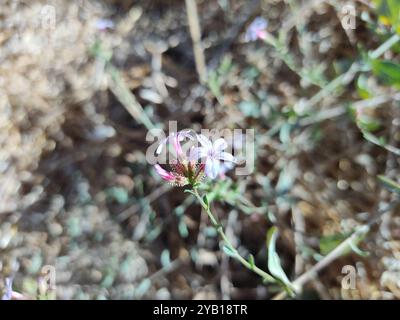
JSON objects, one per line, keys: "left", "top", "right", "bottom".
{"left": 108, "top": 65, "right": 156, "bottom": 131}
{"left": 272, "top": 202, "right": 397, "bottom": 300}
{"left": 299, "top": 93, "right": 400, "bottom": 126}
{"left": 292, "top": 205, "right": 305, "bottom": 276}
{"left": 185, "top": 0, "right": 207, "bottom": 83}
{"left": 273, "top": 225, "right": 370, "bottom": 300}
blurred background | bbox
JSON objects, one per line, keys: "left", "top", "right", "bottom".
{"left": 1, "top": 0, "right": 400, "bottom": 299}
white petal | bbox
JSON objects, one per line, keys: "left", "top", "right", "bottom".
{"left": 217, "top": 152, "right": 236, "bottom": 163}
{"left": 197, "top": 134, "right": 212, "bottom": 150}
{"left": 189, "top": 147, "right": 208, "bottom": 162}
{"left": 156, "top": 137, "right": 168, "bottom": 155}
{"left": 205, "top": 158, "right": 220, "bottom": 179}
{"left": 179, "top": 129, "right": 195, "bottom": 141}
{"left": 214, "top": 138, "right": 228, "bottom": 152}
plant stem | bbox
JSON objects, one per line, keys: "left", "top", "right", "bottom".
{"left": 185, "top": 0, "right": 207, "bottom": 83}
{"left": 192, "top": 188, "right": 276, "bottom": 283}
{"left": 272, "top": 225, "right": 370, "bottom": 300}
{"left": 370, "top": 33, "right": 400, "bottom": 60}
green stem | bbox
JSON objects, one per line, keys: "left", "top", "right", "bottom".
{"left": 192, "top": 187, "right": 276, "bottom": 283}
{"left": 370, "top": 33, "right": 400, "bottom": 60}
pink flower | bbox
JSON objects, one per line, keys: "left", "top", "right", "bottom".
{"left": 154, "top": 130, "right": 237, "bottom": 184}
{"left": 154, "top": 164, "right": 175, "bottom": 181}
{"left": 153, "top": 130, "right": 202, "bottom": 186}
{"left": 156, "top": 129, "right": 195, "bottom": 158}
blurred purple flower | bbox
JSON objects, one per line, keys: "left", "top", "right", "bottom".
{"left": 96, "top": 19, "right": 114, "bottom": 31}
{"left": 245, "top": 17, "right": 268, "bottom": 42}
{"left": 2, "top": 278, "right": 13, "bottom": 300}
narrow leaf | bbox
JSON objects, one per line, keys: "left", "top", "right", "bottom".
{"left": 266, "top": 227, "right": 294, "bottom": 293}
{"left": 378, "top": 175, "right": 400, "bottom": 194}
{"left": 248, "top": 254, "right": 255, "bottom": 270}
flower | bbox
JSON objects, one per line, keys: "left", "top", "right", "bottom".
{"left": 154, "top": 130, "right": 204, "bottom": 186}
{"left": 154, "top": 164, "right": 175, "bottom": 181}
{"left": 155, "top": 129, "right": 195, "bottom": 157}
{"left": 153, "top": 130, "right": 238, "bottom": 184}
{"left": 245, "top": 17, "right": 268, "bottom": 42}
{"left": 190, "top": 134, "right": 236, "bottom": 179}
{"left": 1, "top": 278, "right": 12, "bottom": 300}
{"left": 96, "top": 19, "right": 114, "bottom": 31}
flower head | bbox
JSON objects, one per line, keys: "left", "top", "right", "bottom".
{"left": 154, "top": 130, "right": 204, "bottom": 186}
{"left": 245, "top": 17, "right": 268, "bottom": 42}
{"left": 153, "top": 130, "right": 237, "bottom": 184}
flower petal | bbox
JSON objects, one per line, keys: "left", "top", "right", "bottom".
{"left": 178, "top": 129, "right": 195, "bottom": 141}
{"left": 217, "top": 152, "right": 236, "bottom": 163}
{"left": 197, "top": 134, "right": 212, "bottom": 150}
{"left": 154, "top": 164, "right": 175, "bottom": 181}
{"left": 173, "top": 135, "right": 183, "bottom": 156}
{"left": 189, "top": 147, "right": 208, "bottom": 162}
{"left": 205, "top": 158, "right": 220, "bottom": 179}
{"left": 214, "top": 138, "right": 228, "bottom": 153}
{"left": 156, "top": 137, "right": 168, "bottom": 155}
{"left": 2, "top": 278, "right": 12, "bottom": 300}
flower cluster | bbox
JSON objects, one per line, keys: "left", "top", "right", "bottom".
{"left": 154, "top": 130, "right": 237, "bottom": 186}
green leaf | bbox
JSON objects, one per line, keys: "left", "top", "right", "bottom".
{"left": 248, "top": 254, "right": 255, "bottom": 270}
{"left": 356, "top": 74, "right": 372, "bottom": 99}
{"left": 90, "top": 40, "right": 113, "bottom": 62}
{"left": 378, "top": 175, "right": 400, "bottom": 194}
{"left": 349, "top": 241, "right": 370, "bottom": 257}
{"left": 178, "top": 220, "right": 189, "bottom": 238}
{"left": 208, "top": 71, "right": 221, "bottom": 98}
{"left": 238, "top": 100, "right": 260, "bottom": 118}
{"left": 134, "top": 279, "right": 151, "bottom": 298}
{"left": 202, "top": 194, "right": 209, "bottom": 208}
{"left": 160, "top": 249, "right": 171, "bottom": 268}
{"left": 106, "top": 187, "right": 129, "bottom": 204}
{"left": 279, "top": 123, "right": 292, "bottom": 144}
{"left": 266, "top": 227, "right": 294, "bottom": 294}
{"left": 276, "top": 167, "right": 295, "bottom": 195}
{"left": 319, "top": 232, "right": 351, "bottom": 255}
{"left": 218, "top": 55, "right": 233, "bottom": 75}
{"left": 370, "top": 59, "right": 400, "bottom": 86}
{"left": 373, "top": 0, "right": 400, "bottom": 31}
